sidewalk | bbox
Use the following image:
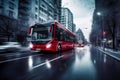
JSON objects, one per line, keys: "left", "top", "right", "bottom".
{"left": 97, "top": 46, "right": 120, "bottom": 61}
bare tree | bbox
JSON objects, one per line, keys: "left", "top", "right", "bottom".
{"left": 0, "top": 15, "right": 18, "bottom": 41}
{"left": 107, "top": 13, "right": 116, "bottom": 49}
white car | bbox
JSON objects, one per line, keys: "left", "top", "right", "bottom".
{"left": 0, "top": 42, "right": 21, "bottom": 53}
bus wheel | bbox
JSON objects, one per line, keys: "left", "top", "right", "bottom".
{"left": 58, "top": 44, "right": 61, "bottom": 53}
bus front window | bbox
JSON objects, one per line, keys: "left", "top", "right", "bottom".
{"left": 31, "top": 27, "right": 52, "bottom": 41}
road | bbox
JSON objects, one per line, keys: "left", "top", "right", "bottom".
{"left": 0, "top": 45, "right": 120, "bottom": 80}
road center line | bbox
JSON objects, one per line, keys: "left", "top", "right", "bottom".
{"left": 0, "top": 54, "right": 43, "bottom": 64}
{"left": 32, "top": 55, "right": 64, "bottom": 69}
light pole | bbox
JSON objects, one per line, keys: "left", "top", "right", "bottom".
{"left": 96, "top": 12, "right": 102, "bottom": 46}
{"left": 96, "top": 12, "right": 106, "bottom": 50}
{"left": 97, "top": 12, "right": 101, "bottom": 16}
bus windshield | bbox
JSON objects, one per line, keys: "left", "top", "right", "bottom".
{"left": 31, "top": 25, "right": 53, "bottom": 42}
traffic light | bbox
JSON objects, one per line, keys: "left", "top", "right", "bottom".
{"left": 103, "top": 31, "right": 106, "bottom": 37}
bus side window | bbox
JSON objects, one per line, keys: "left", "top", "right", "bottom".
{"left": 63, "top": 31, "right": 66, "bottom": 41}
{"left": 51, "top": 24, "right": 54, "bottom": 38}
{"left": 59, "top": 28, "right": 64, "bottom": 41}
{"left": 56, "top": 27, "right": 64, "bottom": 41}
{"left": 56, "top": 27, "right": 60, "bottom": 41}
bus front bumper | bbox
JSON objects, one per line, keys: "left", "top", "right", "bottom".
{"left": 30, "top": 44, "right": 57, "bottom": 52}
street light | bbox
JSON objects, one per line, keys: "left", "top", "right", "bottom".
{"left": 96, "top": 12, "right": 102, "bottom": 46}
{"left": 96, "top": 12, "right": 106, "bottom": 50}
{"left": 97, "top": 12, "right": 101, "bottom": 16}
{"left": 103, "top": 31, "right": 106, "bottom": 37}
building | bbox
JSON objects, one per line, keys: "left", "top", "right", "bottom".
{"left": 72, "top": 23, "right": 76, "bottom": 33}
{"left": 76, "top": 28, "right": 85, "bottom": 44}
{"left": 0, "top": 0, "right": 62, "bottom": 41}
{"left": 0, "top": 0, "right": 18, "bottom": 19}
{"left": 39, "top": 0, "right": 54, "bottom": 23}
{"left": 54, "top": 0, "right": 62, "bottom": 22}
{"left": 90, "top": 0, "right": 120, "bottom": 49}
{"left": 18, "top": 0, "right": 62, "bottom": 31}
{"left": 61, "top": 8, "right": 73, "bottom": 32}
{"left": 0, "top": 0, "right": 18, "bottom": 41}
{"left": 39, "top": 0, "right": 61, "bottom": 23}
{"left": 18, "top": 0, "right": 32, "bottom": 31}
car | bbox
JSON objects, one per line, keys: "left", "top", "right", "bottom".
{"left": 0, "top": 42, "right": 21, "bottom": 53}
{"left": 79, "top": 44, "right": 85, "bottom": 47}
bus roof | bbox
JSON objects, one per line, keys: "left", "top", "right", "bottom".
{"left": 33, "top": 20, "right": 55, "bottom": 26}
{"left": 54, "top": 20, "right": 76, "bottom": 36}
{"left": 31, "top": 20, "right": 76, "bottom": 36}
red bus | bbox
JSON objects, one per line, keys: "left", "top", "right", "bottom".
{"left": 28, "top": 20, "right": 76, "bottom": 52}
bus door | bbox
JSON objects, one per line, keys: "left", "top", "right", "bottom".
{"left": 56, "top": 27, "right": 66, "bottom": 50}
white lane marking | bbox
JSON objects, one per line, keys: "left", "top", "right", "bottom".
{"left": 0, "top": 54, "right": 43, "bottom": 64}
{"left": 98, "top": 48, "right": 120, "bottom": 61}
{"left": 32, "top": 55, "right": 64, "bottom": 69}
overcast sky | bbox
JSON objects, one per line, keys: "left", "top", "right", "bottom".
{"left": 62, "top": 0, "right": 95, "bottom": 41}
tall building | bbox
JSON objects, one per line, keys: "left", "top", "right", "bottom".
{"left": 61, "top": 8, "right": 73, "bottom": 32}
{"left": 18, "top": 0, "right": 42, "bottom": 30}
{"left": 39, "top": 0, "right": 61, "bottom": 23}
{"left": 0, "top": 0, "right": 62, "bottom": 41}
{"left": 0, "top": 0, "right": 18, "bottom": 41}
{"left": 18, "top": 0, "right": 62, "bottom": 31}
{"left": 18, "top": 0, "right": 32, "bottom": 31}
{"left": 54, "top": 0, "right": 62, "bottom": 22}
{"left": 39, "top": 0, "right": 54, "bottom": 23}
{"left": 72, "top": 23, "right": 76, "bottom": 33}
{"left": 0, "top": 0, "right": 18, "bottom": 19}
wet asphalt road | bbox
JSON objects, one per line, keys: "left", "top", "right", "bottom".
{"left": 0, "top": 45, "right": 120, "bottom": 80}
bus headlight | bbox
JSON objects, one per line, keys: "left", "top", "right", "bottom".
{"left": 46, "top": 44, "right": 51, "bottom": 48}
{"left": 29, "top": 43, "right": 33, "bottom": 48}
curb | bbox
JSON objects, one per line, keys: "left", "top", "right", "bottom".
{"left": 97, "top": 47, "right": 120, "bottom": 61}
